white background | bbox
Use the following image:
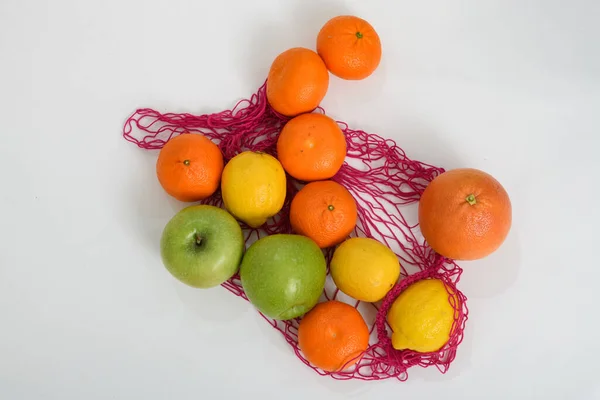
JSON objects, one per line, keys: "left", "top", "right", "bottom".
{"left": 1, "top": 0, "right": 599, "bottom": 399}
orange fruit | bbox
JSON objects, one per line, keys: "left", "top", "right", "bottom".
{"left": 290, "top": 180, "right": 357, "bottom": 249}
{"left": 277, "top": 113, "right": 346, "bottom": 181}
{"left": 418, "top": 168, "right": 512, "bottom": 260}
{"left": 156, "top": 134, "right": 224, "bottom": 202}
{"left": 317, "top": 15, "right": 382, "bottom": 80}
{"left": 266, "top": 47, "right": 329, "bottom": 117}
{"left": 298, "top": 300, "right": 370, "bottom": 372}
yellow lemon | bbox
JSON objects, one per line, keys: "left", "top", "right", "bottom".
{"left": 330, "top": 237, "right": 400, "bottom": 302}
{"left": 221, "top": 151, "right": 286, "bottom": 228}
{"left": 386, "top": 278, "right": 457, "bottom": 353}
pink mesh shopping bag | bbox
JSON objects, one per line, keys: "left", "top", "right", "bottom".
{"left": 122, "top": 82, "right": 468, "bottom": 381}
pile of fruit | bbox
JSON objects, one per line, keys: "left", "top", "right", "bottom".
{"left": 123, "top": 15, "right": 512, "bottom": 381}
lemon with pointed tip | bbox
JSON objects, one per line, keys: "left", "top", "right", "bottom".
{"left": 221, "top": 151, "right": 286, "bottom": 228}
{"left": 386, "top": 278, "right": 458, "bottom": 353}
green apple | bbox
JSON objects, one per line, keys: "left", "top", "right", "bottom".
{"left": 240, "top": 234, "right": 327, "bottom": 320}
{"left": 160, "top": 205, "right": 244, "bottom": 288}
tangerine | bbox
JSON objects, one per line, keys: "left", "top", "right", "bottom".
{"left": 418, "top": 168, "right": 512, "bottom": 260}
{"left": 276, "top": 113, "right": 347, "bottom": 181}
{"left": 317, "top": 15, "right": 382, "bottom": 80}
{"left": 290, "top": 180, "right": 357, "bottom": 249}
{"left": 266, "top": 47, "right": 329, "bottom": 117}
{"left": 156, "top": 134, "right": 224, "bottom": 202}
{"left": 298, "top": 300, "right": 370, "bottom": 372}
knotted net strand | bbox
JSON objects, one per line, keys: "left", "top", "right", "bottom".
{"left": 122, "top": 81, "right": 469, "bottom": 381}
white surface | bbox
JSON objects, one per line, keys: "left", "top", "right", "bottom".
{"left": 1, "top": 0, "right": 599, "bottom": 399}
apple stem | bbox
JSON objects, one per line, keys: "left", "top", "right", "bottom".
{"left": 195, "top": 234, "right": 203, "bottom": 246}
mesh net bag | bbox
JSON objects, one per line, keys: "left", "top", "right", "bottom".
{"left": 123, "top": 82, "right": 469, "bottom": 381}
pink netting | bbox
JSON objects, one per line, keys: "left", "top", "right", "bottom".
{"left": 123, "top": 81, "right": 469, "bottom": 381}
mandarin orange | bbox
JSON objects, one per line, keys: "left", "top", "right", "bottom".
{"left": 298, "top": 300, "right": 370, "bottom": 372}
{"left": 266, "top": 47, "right": 329, "bottom": 117}
{"left": 156, "top": 134, "right": 224, "bottom": 202}
{"left": 290, "top": 180, "right": 357, "bottom": 249}
{"left": 276, "top": 113, "right": 346, "bottom": 182}
{"left": 317, "top": 15, "right": 382, "bottom": 80}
